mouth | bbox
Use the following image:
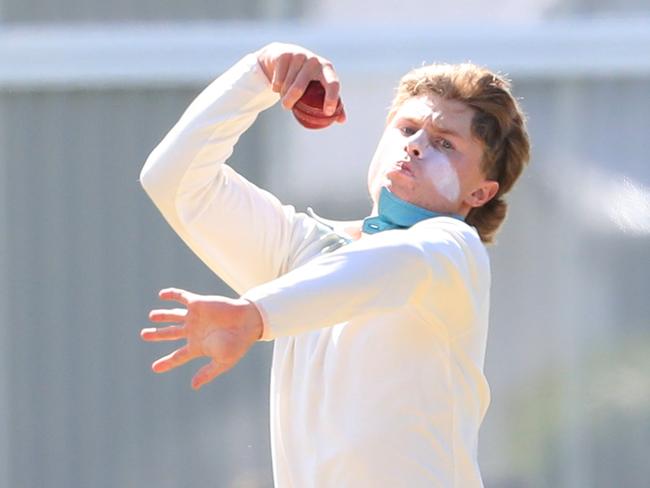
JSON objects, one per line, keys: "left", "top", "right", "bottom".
{"left": 393, "top": 160, "right": 415, "bottom": 177}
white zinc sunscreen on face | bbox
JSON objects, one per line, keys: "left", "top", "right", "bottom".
{"left": 423, "top": 151, "right": 461, "bottom": 202}
{"left": 402, "top": 97, "right": 462, "bottom": 203}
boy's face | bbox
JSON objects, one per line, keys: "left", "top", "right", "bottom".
{"left": 367, "top": 94, "right": 498, "bottom": 216}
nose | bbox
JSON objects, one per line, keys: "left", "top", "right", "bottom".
{"left": 404, "top": 131, "right": 427, "bottom": 159}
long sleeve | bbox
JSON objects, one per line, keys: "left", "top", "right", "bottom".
{"left": 140, "top": 53, "right": 306, "bottom": 294}
{"left": 243, "top": 217, "right": 490, "bottom": 340}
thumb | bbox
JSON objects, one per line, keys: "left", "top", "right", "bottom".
{"left": 191, "top": 360, "right": 228, "bottom": 390}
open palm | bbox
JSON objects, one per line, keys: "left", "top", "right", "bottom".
{"left": 140, "top": 287, "right": 262, "bottom": 389}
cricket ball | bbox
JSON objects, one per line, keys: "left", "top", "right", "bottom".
{"left": 292, "top": 80, "right": 343, "bottom": 130}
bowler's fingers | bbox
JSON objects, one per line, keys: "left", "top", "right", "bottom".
{"left": 191, "top": 360, "right": 229, "bottom": 390}
{"left": 337, "top": 104, "right": 347, "bottom": 124}
{"left": 284, "top": 56, "right": 332, "bottom": 110}
{"left": 158, "top": 287, "right": 191, "bottom": 305}
{"left": 281, "top": 54, "right": 310, "bottom": 108}
{"left": 148, "top": 308, "right": 188, "bottom": 323}
{"left": 271, "top": 53, "right": 291, "bottom": 92}
{"left": 151, "top": 344, "right": 196, "bottom": 373}
{"left": 320, "top": 64, "right": 341, "bottom": 117}
{"left": 140, "top": 325, "right": 186, "bottom": 342}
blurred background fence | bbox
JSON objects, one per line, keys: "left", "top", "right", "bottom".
{"left": 1, "top": 1, "right": 649, "bottom": 487}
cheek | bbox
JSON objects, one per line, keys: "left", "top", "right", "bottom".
{"left": 375, "top": 131, "right": 405, "bottom": 166}
{"left": 421, "top": 153, "right": 461, "bottom": 202}
{"left": 368, "top": 132, "right": 403, "bottom": 184}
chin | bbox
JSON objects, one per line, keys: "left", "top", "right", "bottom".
{"left": 383, "top": 175, "right": 414, "bottom": 201}
{"left": 386, "top": 182, "right": 437, "bottom": 211}
{"left": 370, "top": 173, "right": 421, "bottom": 208}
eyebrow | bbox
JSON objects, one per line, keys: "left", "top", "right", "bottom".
{"left": 400, "top": 116, "right": 465, "bottom": 141}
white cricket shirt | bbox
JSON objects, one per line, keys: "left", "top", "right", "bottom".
{"left": 140, "top": 53, "right": 492, "bottom": 488}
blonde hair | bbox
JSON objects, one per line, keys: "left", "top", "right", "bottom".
{"left": 391, "top": 63, "right": 531, "bottom": 243}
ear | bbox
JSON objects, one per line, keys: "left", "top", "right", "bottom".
{"left": 465, "top": 180, "right": 499, "bottom": 208}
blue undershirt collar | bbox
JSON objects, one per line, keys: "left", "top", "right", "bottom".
{"left": 362, "top": 187, "right": 465, "bottom": 234}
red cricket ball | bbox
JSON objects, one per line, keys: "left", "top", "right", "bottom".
{"left": 292, "top": 80, "right": 343, "bottom": 130}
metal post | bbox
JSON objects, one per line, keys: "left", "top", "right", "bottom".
{"left": 0, "top": 94, "right": 10, "bottom": 488}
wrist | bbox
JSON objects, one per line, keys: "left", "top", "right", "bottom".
{"left": 239, "top": 299, "right": 264, "bottom": 341}
{"left": 255, "top": 50, "right": 273, "bottom": 84}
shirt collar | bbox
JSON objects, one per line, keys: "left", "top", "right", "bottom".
{"left": 362, "top": 187, "right": 464, "bottom": 234}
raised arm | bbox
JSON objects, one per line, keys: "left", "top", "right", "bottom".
{"left": 140, "top": 43, "right": 345, "bottom": 294}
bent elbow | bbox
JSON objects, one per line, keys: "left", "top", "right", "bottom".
{"left": 139, "top": 145, "right": 163, "bottom": 191}
{"left": 139, "top": 161, "right": 154, "bottom": 194}
{"left": 139, "top": 145, "right": 174, "bottom": 206}
{"left": 139, "top": 165, "right": 164, "bottom": 208}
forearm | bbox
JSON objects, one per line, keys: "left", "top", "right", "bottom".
{"left": 138, "top": 52, "right": 303, "bottom": 293}
{"left": 243, "top": 229, "right": 433, "bottom": 340}
{"left": 139, "top": 52, "right": 279, "bottom": 225}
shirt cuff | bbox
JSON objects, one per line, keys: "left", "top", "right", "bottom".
{"left": 242, "top": 291, "right": 276, "bottom": 341}
{"left": 239, "top": 52, "right": 274, "bottom": 91}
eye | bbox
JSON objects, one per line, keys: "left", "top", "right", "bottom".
{"left": 435, "top": 138, "right": 454, "bottom": 151}
{"left": 399, "top": 126, "right": 417, "bottom": 136}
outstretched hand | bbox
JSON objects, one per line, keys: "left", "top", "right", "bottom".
{"left": 140, "top": 288, "right": 263, "bottom": 390}
{"left": 256, "top": 42, "right": 346, "bottom": 123}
